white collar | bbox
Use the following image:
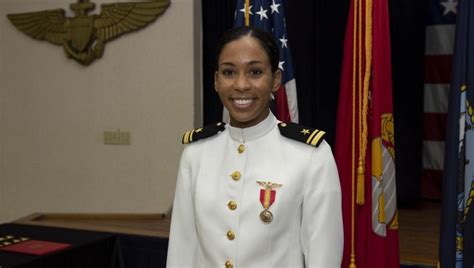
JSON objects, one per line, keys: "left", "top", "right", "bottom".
{"left": 227, "top": 112, "right": 277, "bottom": 143}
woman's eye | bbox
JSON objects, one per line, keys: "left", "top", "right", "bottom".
{"left": 222, "top": 69, "right": 235, "bottom": 76}
{"left": 249, "top": 69, "right": 262, "bottom": 76}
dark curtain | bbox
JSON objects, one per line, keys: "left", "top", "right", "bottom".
{"left": 202, "top": 0, "right": 236, "bottom": 124}
{"left": 389, "top": 0, "right": 426, "bottom": 207}
{"left": 284, "top": 1, "right": 349, "bottom": 147}
{"left": 202, "top": 0, "right": 425, "bottom": 206}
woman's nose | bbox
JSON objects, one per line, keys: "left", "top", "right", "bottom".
{"left": 235, "top": 74, "right": 250, "bottom": 91}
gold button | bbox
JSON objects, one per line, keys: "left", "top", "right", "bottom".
{"left": 228, "top": 200, "right": 237, "bottom": 210}
{"left": 281, "top": 123, "right": 287, "bottom": 127}
{"left": 225, "top": 260, "right": 233, "bottom": 268}
{"left": 238, "top": 144, "right": 245, "bottom": 153}
{"left": 231, "top": 171, "right": 241, "bottom": 181}
{"left": 226, "top": 230, "right": 235, "bottom": 240}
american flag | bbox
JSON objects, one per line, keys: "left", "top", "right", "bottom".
{"left": 423, "top": 0, "right": 458, "bottom": 199}
{"left": 233, "top": 0, "right": 298, "bottom": 123}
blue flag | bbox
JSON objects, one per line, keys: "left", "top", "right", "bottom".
{"left": 439, "top": 0, "right": 474, "bottom": 267}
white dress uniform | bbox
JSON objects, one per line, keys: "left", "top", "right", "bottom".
{"left": 167, "top": 113, "right": 343, "bottom": 268}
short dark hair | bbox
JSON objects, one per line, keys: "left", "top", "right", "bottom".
{"left": 216, "top": 26, "right": 280, "bottom": 73}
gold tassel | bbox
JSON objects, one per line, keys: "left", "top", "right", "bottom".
{"left": 356, "top": 160, "right": 365, "bottom": 205}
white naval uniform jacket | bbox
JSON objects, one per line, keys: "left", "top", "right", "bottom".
{"left": 167, "top": 114, "right": 343, "bottom": 268}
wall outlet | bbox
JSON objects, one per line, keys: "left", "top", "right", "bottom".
{"left": 103, "top": 129, "right": 131, "bottom": 145}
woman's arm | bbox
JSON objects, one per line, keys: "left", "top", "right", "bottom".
{"left": 301, "top": 141, "right": 344, "bottom": 268}
{"left": 166, "top": 147, "right": 198, "bottom": 267}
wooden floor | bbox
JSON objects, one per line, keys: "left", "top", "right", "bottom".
{"left": 14, "top": 203, "right": 441, "bottom": 267}
{"left": 15, "top": 213, "right": 171, "bottom": 237}
{"left": 399, "top": 201, "right": 440, "bottom": 267}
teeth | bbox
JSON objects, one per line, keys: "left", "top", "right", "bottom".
{"left": 234, "top": 99, "right": 252, "bottom": 105}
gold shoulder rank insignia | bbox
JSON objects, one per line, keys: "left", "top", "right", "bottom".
{"left": 182, "top": 122, "right": 226, "bottom": 144}
{"left": 278, "top": 122, "right": 326, "bottom": 147}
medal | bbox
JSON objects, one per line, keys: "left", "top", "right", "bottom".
{"left": 260, "top": 210, "right": 273, "bottom": 223}
{"left": 257, "top": 181, "right": 282, "bottom": 224}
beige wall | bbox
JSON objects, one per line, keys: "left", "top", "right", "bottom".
{"left": 0, "top": 0, "right": 200, "bottom": 222}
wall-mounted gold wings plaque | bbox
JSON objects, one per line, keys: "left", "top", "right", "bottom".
{"left": 7, "top": 0, "right": 170, "bottom": 65}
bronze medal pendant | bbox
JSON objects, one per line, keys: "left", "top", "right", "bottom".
{"left": 257, "top": 181, "right": 282, "bottom": 224}
{"left": 260, "top": 209, "right": 273, "bottom": 223}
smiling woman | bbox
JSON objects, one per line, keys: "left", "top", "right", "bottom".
{"left": 167, "top": 26, "right": 343, "bottom": 268}
{"left": 214, "top": 29, "right": 281, "bottom": 128}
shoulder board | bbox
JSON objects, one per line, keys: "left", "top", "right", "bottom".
{"left": 278, "top": 122, "right": 326, "bottom": 147}
{"left": 182, "top": 122, "right": 226, "bottom": 144}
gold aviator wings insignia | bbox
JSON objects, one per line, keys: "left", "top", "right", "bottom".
{"left": 7, "top": 0, "right": 170, "bottom": 65}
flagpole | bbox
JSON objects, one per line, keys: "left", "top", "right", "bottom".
{"left": 245, "top": 0, "right": 250, "bottom": 26}
{"left": 350, "top": 0, "right": 359, "bottom": 266}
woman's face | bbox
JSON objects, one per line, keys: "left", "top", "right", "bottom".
{"left": 215, "top": 36, "right": 281, "bottom": 128}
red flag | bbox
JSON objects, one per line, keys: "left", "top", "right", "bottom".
{"left": 335, "top": 0, "right": 400, "bottom": 267}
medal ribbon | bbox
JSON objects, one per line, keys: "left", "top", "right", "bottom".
{"left": 260, "top": 189, "right": 276, "bottom": 209}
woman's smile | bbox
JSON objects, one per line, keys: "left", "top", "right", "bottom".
{"left": 231, "top": 97, "right": 257, "bottom": 108}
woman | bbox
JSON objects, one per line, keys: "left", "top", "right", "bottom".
{"left": 167, "top": 26, "right": 343, "bottom": 268}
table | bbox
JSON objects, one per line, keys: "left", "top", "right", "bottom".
{"left": 12, "top": 213, "right": 171, "bottom": 268}
{"left": 0, "top": 223, "right": 122, "bottom": 268}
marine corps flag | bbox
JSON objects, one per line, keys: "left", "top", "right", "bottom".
{"left": 439, "top": 0, "right": 474, "bottom": 267}
{"left": 334, "top": 0, "right": 399, "bottom": 267}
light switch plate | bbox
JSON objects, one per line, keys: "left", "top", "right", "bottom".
{"left": 103, "top": 129, "right": 131, "bottom": 145}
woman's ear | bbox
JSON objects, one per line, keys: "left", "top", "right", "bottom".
{"left": 272, "top": 69, "right": 282, "bottom": 93}
{"left": 214, "top": 71, "right": 218, "bottom": 92}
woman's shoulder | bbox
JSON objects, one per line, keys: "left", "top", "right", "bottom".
{"left": 179, "top": 122, "right": 227, "bottom": 166}
{"left": 277, "top": 121, "right": 326, "bottom": 148}
{"left": 181, "top": 122, "right": 226, "bottom": 145}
